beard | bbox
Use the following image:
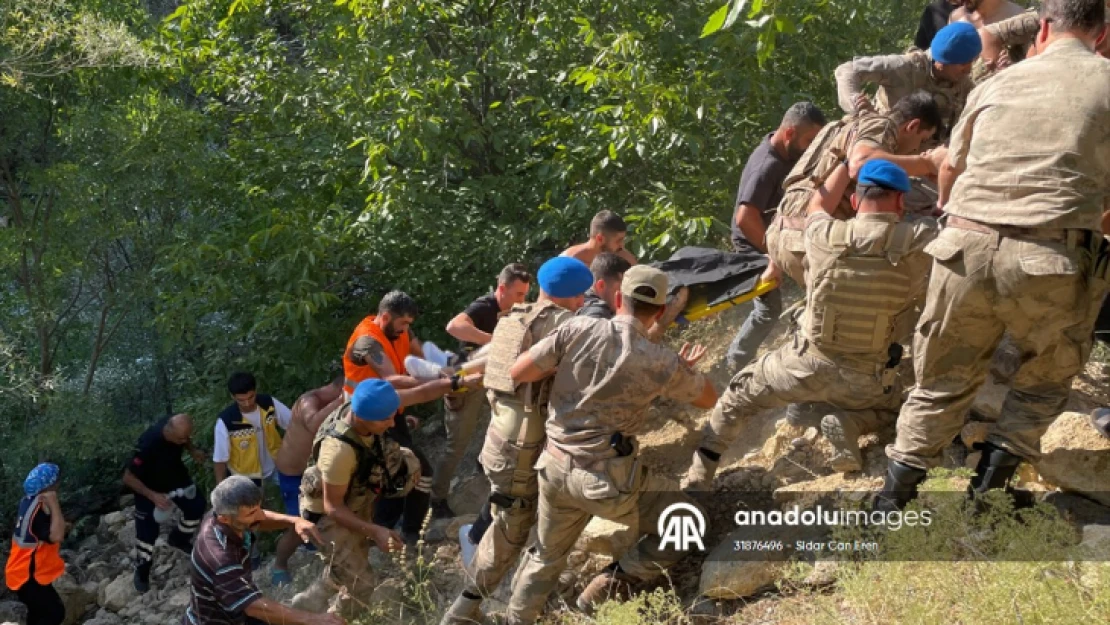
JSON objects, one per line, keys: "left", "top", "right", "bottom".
{"left": 786, "top": 138, "right": 806, "bottom": 162}
{"left": 383, "top": 324, "right": 403, "bottom": 340}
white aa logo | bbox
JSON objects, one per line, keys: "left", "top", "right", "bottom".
{"left": 658, "top": 502, "right": 706, "bottom": 552}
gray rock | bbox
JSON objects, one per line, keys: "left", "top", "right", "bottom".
{"left": 98, "top": 572, "right": 140, "bottom": 612}
{"left": 0, "top": 601, "right": 27, "bottom": 625}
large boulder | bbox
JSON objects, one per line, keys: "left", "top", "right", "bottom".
{"left": 1034, "top": 412, "right": 1110, "bottom": 507}
{"left": 98, "top": 572, "right": 140, "bottom": 612}
{"left": 54, "top": 573, "right": 97, "bottom": 625}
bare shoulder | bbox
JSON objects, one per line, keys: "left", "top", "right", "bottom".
{"left": 949, "top": 7, "right": 969, "bottom": 24}
{"left": 1000, "top": 1, "right": 1027, "bottom": 21}
{"left": 562, "top": 242, "right": 591, "bottom": 262}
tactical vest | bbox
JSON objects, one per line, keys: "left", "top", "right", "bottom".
{"left": 300, "top": 405, "right": 414, "bottom": 509}
{"left": 801, "top": 219, "right": 918, "bottom": 357}
{"left": 779, "top": 115, "right": 865, "bottom": 220}
{"left": 484, "top": 301, "right": 561, "bottom": 406}
{"left": 5, "top": 494, "right": 64, "bottom": 590}
{"left": 219, "top": 395, "right": 282, "bottom": 479}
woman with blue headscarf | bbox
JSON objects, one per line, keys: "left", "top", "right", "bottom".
{"left": 4, "top": 463, "right": 67, "bottom": 625}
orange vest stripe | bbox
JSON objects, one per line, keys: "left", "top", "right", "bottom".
{"left": 342, "top": 315, "right": 411, "bottom": 394}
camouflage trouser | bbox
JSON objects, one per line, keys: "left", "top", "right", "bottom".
{"left": 291, "top": 509, "right": 376, "bottom": 616}
{"left": 466, "top": 436, "right": 542, "bottom": 597}
{"left": 889, "top": 227, "right": 1107, "bottom": 468}
{"left": 766, "top": 219, "right": 807, "bottom": 288}
{"left": 433, "top": 389, "right": 490, "bottom": 500}
{"left": 506, "top": 450, "right": 695, "bottom": 625}
{"left": 701, "top": 333, "right": 901, "bottom": 456}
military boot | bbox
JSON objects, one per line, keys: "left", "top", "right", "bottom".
{"left": 820, "top": 414, "right": 863, "bottom": 473}
{"left": 576, "top": 567, "right": 636, "bottom": 615}
{"left": 967, "top": 442, "right": 1035, "bottom": 508}
{"left": 871, "top": 460, "right": 927, "bottom": 513}
{"left": 681, "top": 448, "right": 720, "bottom": 492}
{"left": 440, "top": 592, "right": 484, "bottom": 625}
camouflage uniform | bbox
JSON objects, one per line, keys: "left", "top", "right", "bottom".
{"left": 766, "top": 113, "right": 900, "bottom": 286}
{"left": 291, "top": 403, "right": 419, "bottom": 616}
{"left": 688, "top": 212, "right": 937, "bottom": 484}
{"left": 888, "top": 39, "right": 1110, "bottom": 472}
{"left": 834, "top": 49, "right": 972, "bottom": 149}
{"left": 450, "top": 301, "right": 575, "bottom": 609}
{"left": 505, "top": 315, "right": 708, "bottom": 625}
{"left": 973, "top": 9, "right": 1040, "bottom": 83}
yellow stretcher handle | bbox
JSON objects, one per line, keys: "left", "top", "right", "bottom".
{"left": 672, "top": 277, "right": 778, "bottom": 326}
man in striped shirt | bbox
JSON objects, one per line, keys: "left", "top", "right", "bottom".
{"left": 183, "top": 476, "right": 342, "bottom": 625}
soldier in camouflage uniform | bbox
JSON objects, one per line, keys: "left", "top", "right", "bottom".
{"left": 878, "top": 0, "right": 1110, "bottom": 511}
{"left": 685, "top": 160, "right": 938, "bottom": 487}
{"left": 502, "top": 266, "right": 717, "bottom": 625}
{"left": 975, "top": 8, "right": 1041, "bottom": 81}
{"left": 767, "top": 92, "right": 942, "bottom": 288}
{"left": 291, "top": 375, "right": 480, "bottom": 615}
{"left": 440, "top": 257, "right": 593, "bottom": 625}
{"left": 835, "top": 22, "right": 981, "bottom": 150}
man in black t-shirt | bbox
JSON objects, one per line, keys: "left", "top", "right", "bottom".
{"left": 122, "top": 413, "right": 208, "bottom": 593}
{"left": 432, "top": 264, "right": 531, "bottom": 516}
{"left": 726, "top": 102, "right": 826, "bottom": 373}
{"left": 915, "top": 0, "right": 959, "bottom": 51}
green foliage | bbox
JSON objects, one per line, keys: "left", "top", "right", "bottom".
{"left": 1, "top": 0, "right": 919, "bottom": 531}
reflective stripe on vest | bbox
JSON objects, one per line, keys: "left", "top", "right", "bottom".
{"left": 342, "top": 315, "right": 411, "bottom": 395}
{"left": 802, "top": 219, "right": 916, "bottom": 357}
{"left": 5, "top": 495, "right": 64, "bottom": 590}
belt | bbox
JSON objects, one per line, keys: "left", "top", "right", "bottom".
{"left": 944, "top": 215, "right": 1085, "bottom": 245}
{"left": 543, "top": 442, "right": 611, "bottom": 471}
{"left": 803, "top": 340, "right": 887, "bottom": 377}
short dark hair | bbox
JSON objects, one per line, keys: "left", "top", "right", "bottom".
{"left": 590, "top": 252, "right": 632, "bottom": 283}
{"left": 888, "top": 91, "right": 942, "bottom": 133}
{"left": 856, "top": 184, "right": 901, "bottom": 201}
{"left": 589, "top": 210, "right": 627, "bottom": 237}
{"left": 1042, "top": 0, "right": 1106, "bottom": 32}
{"left": 627, "top": 287, "right": 665, "bottom": 319}
{"left": 228, "top": 372, "right": 256, "bottom": 395}
{"left": 781, "top": 101, "right": 827, "bottom": 129}
{"left": 497, "top": 263, "right": 531, "bottom": 286}
{"left": 378, "top": 290, "right": 419, "bottom": 318}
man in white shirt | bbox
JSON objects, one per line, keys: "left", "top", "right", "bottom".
{"left": 213, "top": 372, "right": 293, "bottom": 485}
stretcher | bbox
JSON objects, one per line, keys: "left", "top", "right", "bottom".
{"left": 648, "top": 246, "right": 772, "bottom": 327}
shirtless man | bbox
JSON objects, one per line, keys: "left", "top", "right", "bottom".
{"left": 562, "top": 210, "right": 638, "bottom": 267}
{"left": 950, "top": 0, "right": 1027, "bottom": 28}
{"left": 563, "top": 211, "right": 687, "bottom": 341}
{"left": 271, "top": 377, "right": 344, "bottom": 585}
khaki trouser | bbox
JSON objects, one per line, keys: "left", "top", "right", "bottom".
{"left": 433, "top": 389, "right": 490, "bottom": 499}
{"left": 889, "top": 227, "right": 1107, "bottom": 468}
{"left": 766, "top": 218, "right": 807, "bottom": 288}
{"left": 468, "top": 396, "right": 545, "bottom": 596}
{"left": 291, "top": 500, "right": 376, "bottom": 616}
{"left": 506, "top": 450, "right": 695, "bottom": 625}
{"left": 702, "top": 333, "right": 901, "bottom": 456}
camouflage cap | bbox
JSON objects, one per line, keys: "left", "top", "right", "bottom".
{"left": 620, "top": 265, "right": 668, "bottom": 305}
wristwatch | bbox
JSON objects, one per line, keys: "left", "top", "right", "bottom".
{"left": 450, "top": 374, "right": 462, "bottom": 392}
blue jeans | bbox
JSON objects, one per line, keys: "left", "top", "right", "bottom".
{"left": 726, "top": 288, "right": 783, "bottom": 373}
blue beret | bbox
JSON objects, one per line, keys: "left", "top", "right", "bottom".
{"left": 858, "top": 159, "right": 911, "bottom": 193}
{"left": 538, "top": 257, "right": 593, "bottom": 298}
{"left": 24, "top": 463, "right": 59, "bottom": 497}
{"left": 931, "top": 22, "right": 982, "bottom": 65}
{"left": 351, "top": 379, "right": 400, "bottom": 421}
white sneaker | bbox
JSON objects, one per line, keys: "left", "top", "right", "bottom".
{"left": 459, "top": 524, "right": 477, "bottom": 577}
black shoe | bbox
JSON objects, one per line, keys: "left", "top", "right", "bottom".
{"left": 871, "top": 460, "right": 928, "bottom": 512}
{"left": 431, "top": 498, "right": 455, "bottom": 520}
{"left": 133, "top": 563, "right": 151, "bottom": 594}
{"left": 168, "top": 530, "right": 193, "bottom": 555}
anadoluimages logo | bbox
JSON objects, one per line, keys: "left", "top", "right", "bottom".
{"left": 658, "top": 502, "right": 706, "bottom": 552}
